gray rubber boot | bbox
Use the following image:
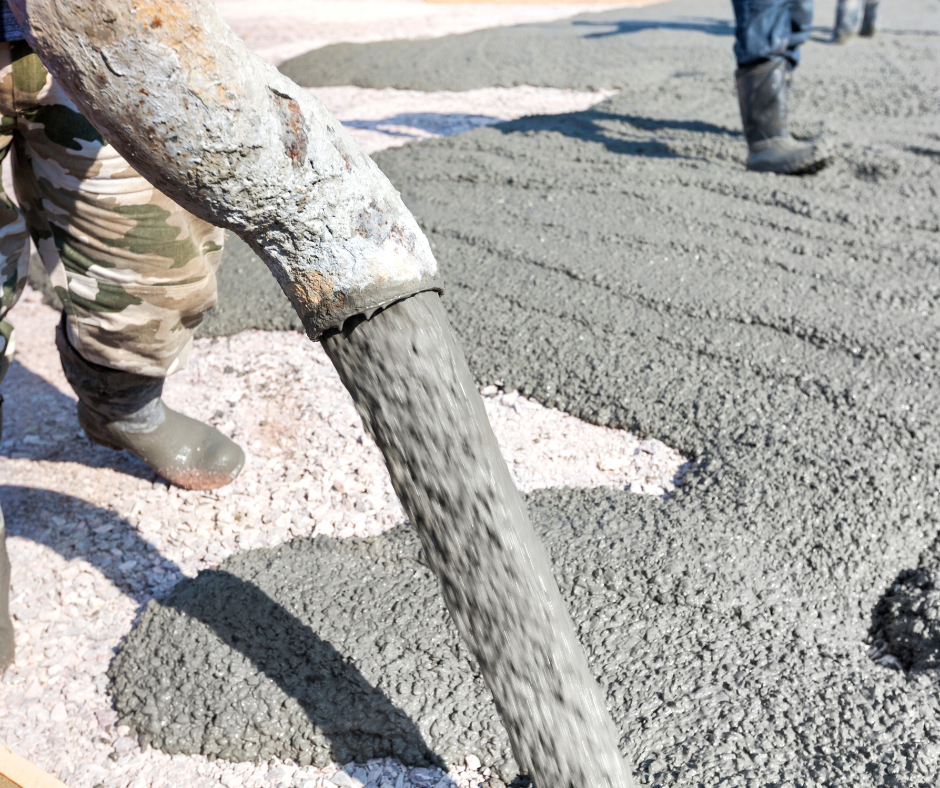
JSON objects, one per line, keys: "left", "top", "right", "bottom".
{"left": 834, "top": 0, "right": 861, "bottom": 43}
{"left": 56, "top": 318, "right": 245, "bottom": 491}
{"left": 860, "top": 0, "right": 879, "bottom": 37}
{"left": 1, "top": 399, "right": 14, "bottom": 675}
{"left": 735, "top": 57, "right": 832, "bottom": 175}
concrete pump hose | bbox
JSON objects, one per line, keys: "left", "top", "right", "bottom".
{"left": 8, "top": 0, "right": 442, "bottom": 338}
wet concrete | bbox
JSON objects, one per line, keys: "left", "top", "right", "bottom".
{"left": 113, "top": 1, "right": 940, "bottom": 785}
{"left": 276, "top": 2, "right": 739, "bottom": 92}
{"left": 205, "top": 237, "right": 304, "bottom": 335}
{"left": 278, "top": 0, "right": 940, "bottom": 92}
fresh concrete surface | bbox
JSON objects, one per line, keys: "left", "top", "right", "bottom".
{"left": 276, "top": 0, "right": 940, "bottom": 91}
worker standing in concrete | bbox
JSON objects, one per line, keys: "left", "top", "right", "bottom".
{"left": 731, "top": 0, "right": 832, "bottom": 174}
{"left": 0, "top": 4, "right": 245, "bottom": 673}
{"left": 834, "top": 0, "right": 880, "bottom": 43}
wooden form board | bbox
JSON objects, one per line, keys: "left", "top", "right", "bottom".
{"left": 0, "top": 746, "right": 68, "bottom": 788}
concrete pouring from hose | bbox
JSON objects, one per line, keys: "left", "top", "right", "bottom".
{"left": 7, "top": 0, "right": 441, "bottom": 339}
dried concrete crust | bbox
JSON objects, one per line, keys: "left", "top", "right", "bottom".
{"left": 8, "top": 0, "right": 441, "bottom": 338}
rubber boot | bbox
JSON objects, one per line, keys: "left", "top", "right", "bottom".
{"left": 834, "top": 0, "right": 861, "bottom": 43}
{"left": 860, "top": 0, "right": 879, "bottom": 37}
{"left": 1, "top": 399, "right": 14, "bottom": 675}
{"left": 56, "top": 318, "right": 245, "bottom": 491}
{"left": 735, "top": 57, "right": 831, "bottom": 175}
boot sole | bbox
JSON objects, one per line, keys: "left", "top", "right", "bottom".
{"left": 748, "top": 152, "right": 833, "bottom": 176}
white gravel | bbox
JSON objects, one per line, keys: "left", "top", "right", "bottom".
{"left": 214, "top": 0, "right": 652, "bottom": 66}
{"left": 311, "top": 85, "right": 617, "bottom": 154}
{"left": 1, "top": 2, "right": 682, "bottom": 786}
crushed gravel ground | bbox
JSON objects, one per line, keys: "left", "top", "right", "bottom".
{"left": 310, "top": 86, "right": 617, "bottom": 154}
{"left": 214, "top": 0, "right": 655, "bottom": 66}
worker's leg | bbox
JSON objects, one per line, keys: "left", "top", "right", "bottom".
{"left": 731, "top": 0, "right": 830, "bottom": 174}
{"left": 0, "top": 148, "right": 28, "bottom": 388}
{"left": 786, "top": 0, "right": 815, "bottom": 59}
{"left": 834, "top": 0, "right": 862, "bottom": 43}
{"left": 8, "top": 41, "right": 243, "bottom": 489}
{"left": 860, "top": 0, "right": 879, "bottom": 36}
{"left": 0, "top": 41, "right": 33, "bottom": 675}
{"left": 732, "top": 0, "right": 812, "bottom": 68}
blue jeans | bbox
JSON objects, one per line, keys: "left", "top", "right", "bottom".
{"left": 731, "top": 0, "right": 814, "bottom": 67}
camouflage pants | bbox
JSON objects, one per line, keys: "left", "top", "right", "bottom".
{"left": 0, "top": 41, "right": 223, "bottom": 385}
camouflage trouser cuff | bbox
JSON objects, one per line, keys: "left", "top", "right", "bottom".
{"left": 55, "top": 314, "right": 165, "bottom": 430}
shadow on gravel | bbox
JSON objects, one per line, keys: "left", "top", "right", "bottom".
{"left": 494, "top": 109, "right": 737, "bottom": 158}
{"left": 0, "top": 361, "right": 156, "bottom": 483}
{"left": 1, "top": 485, "right": 178, "bottom": 605}
{"left": 572, "top": 17, "right": 734, "bottom": 39}
{"left": 1, "top": 484, "right": 439, "bottom": 768}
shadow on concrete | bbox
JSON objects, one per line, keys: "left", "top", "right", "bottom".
{"left": 878, "top": 28, "right": 940, "bottom": 37}
{"left": 342, "top": 112, "right": 503, "bottom": 140}
{"left": 908, "top": 145, "right": 940, "bottom": 161}
{"left": 493, "top": 108, "right": 738, "bottom": 159}
{"left": 162, "top": 565, "right": 445, "bottom": 766}
{"left": 1, "top": 483, "right": 441, "bottom": 767}
{"left": 572, "top": 17, "right": 734, "bottom": 39}
{"left": 812, "top": 25, "right": 940, "bottom": 43}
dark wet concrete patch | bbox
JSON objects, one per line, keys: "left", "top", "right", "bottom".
{"left": 112, "top": 1, "right": 940, "bottom": 785}
{"left": 870, "top": 543, "right": 940, "bottom": 673}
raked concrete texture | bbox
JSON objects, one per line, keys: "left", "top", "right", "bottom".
{"left": 276, "top": 0, "right": 940, "bottom": 92}
{"left": 112, "top": 1, "right": 940, "bottom": 786}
